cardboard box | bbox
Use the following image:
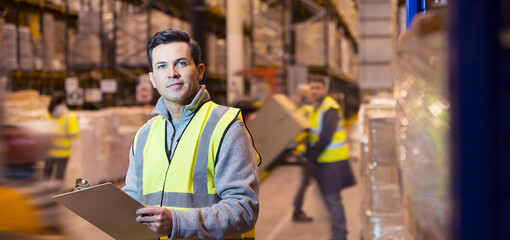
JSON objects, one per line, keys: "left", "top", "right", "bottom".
{"left": 246, "top": 94, "right": 308, "bottom": 171}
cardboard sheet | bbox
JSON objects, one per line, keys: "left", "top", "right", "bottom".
{"left": 53, "top": 183, "right": 164, "bottom": 240}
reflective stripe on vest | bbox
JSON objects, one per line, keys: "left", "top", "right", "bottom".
{"left": 309, "top": 96, "right": 349, "bottom": 163}
{"left": 133, "top": 101, "right": 258, "bottom": 239}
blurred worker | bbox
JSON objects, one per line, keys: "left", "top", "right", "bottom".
{"left": 44, "top": 91, "right": 80, "bottom": 180}
{"left": 291, "top": 84, "right": 315, "bottom": 222}
{"left": 122, "top": 29, "right": 261, "bottom": 239}
{"left": 293, "top": 76, "right": 355, "bottom": 240}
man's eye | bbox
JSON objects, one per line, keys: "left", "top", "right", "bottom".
{"left": 177, "top": 61, "right": 188, "bottom": 67}
{"left": 157, "top": 65, "right": 166, "bottom": 69}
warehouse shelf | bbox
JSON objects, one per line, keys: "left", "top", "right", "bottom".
{"left": 1, "top": 0, "right": 79, "bottom": 18}
{"left": 251, "top": 0, "right": 360, "bottom": 115}
{"left": 0, "top": 0, "right": 231, "bottom": 107}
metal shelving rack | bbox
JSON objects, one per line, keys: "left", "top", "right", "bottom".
{"left": 0, "top": 0, "right": 230, "bottom": 107}
{"left": 448, "top": 0, "right": 510, "bottom": 239}
{"left": 0, "top": 0, "right": 78, "bottom": 95}
{"left": 250, "top": 0, "right": 360, "bottom": 117}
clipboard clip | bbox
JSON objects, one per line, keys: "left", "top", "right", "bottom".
{"left": 74, "top": 178, "right": 91, "bottom": 191}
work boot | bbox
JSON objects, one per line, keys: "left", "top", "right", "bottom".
{"left": 292, "top": 210, "right": 313, "bottom": 222}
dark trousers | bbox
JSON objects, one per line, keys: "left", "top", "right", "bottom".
{"left": 43, "top": 157, "right": 69, "bottom": 180}
{"left": 322, "top": 191, "right": 347, "bottom": 240}
{"left": 293, "top": 161, "right": 348, "bottom": 240}
{"left": 293, "top": 161, "right": 314, "bottom": 212}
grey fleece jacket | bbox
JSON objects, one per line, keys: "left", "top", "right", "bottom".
{"left": 122, "top": 85, "right": 260, "bottom": 239}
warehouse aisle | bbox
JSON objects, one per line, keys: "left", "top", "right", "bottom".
{"left": 50, "top": 122, "right": 362, "bottom": 240}
{"left": 256, "top": 122, "right": 362, "bottom": 240}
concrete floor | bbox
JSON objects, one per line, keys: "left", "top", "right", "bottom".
{"left": 253, "top": 120, "right": 363, "bottom": 240}
{"left": 255, "top": 143, "right": 362, "bottom": 240}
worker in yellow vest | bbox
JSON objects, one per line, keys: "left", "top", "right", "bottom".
{"left": 122, "top": 29, "right": 261, "bottom": 239}
{"left": 44, "top": 91, "right": 80, "bottom": 180}
{"left": 292, "top": 76, "right": 355, "bottom": 240}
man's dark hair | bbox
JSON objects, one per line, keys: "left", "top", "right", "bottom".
{"left": 309, "top": 75, "right": 325, "bottom": 85}
{"left": 48, "top": 91, "right": 66, "bottom": 113}
{"left": 147, "top": 29, "right": 201, "bottom": 70}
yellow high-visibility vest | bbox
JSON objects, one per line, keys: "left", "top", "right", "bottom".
{"left": 133, "top": 101, "right": 260, "bottom": 240}
{"left": 46, "top": 112, "right": 80, "bottom": 158}
{"left": 308, "top": 96, "right": 349, "bottom": 163}
{"left": 292, "top": 104, "right": 314, "bottom": 155}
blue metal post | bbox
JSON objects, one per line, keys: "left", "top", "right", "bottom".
{"left": 449, "top": 0, "right": 510, "bottom": 239}
{"left": 406, "top": 0, "right": 419, "bottom": 28}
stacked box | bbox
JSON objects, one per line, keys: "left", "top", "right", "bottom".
{"left": 207, "top": 33, "right": 218, "bottom": 74}
{"left": 18, "top": 26, "right": 34, "bottom": 71}
{"left": 116, "top": 10, "right": 182, "bottom": 67}
{"left": 216, "top": 38, "right": 226, "bottom": 78}
{"left": 2, "top": 90, "right": 49, "bottom": 124}
{"left": 328, "top": 19, "right": 340, "bottom": 74}
{"left": 246, "top": 94, "right": 309, "bottom": 171}
{"left": 78, "top": 12, "right": 100, "bottom": 35}
{"left": 42, "top": 13, "right": 58, "bottom": 71}
{"left": 295, "top": 21, "right": 324, "bottom": 66}
{"left": 53, "top": 19, "right": 66, "bottom": 71}
{"left": 66, "top": 106, "right": 153, "bottom": 186}
{"left": 2, "top": 23, "right": 18, "bottom": 70}
{"left": 253, "top": 8, "right": 283, "bottom": 67}
{"left": 69, "top": 12, "right": 101, "bottom": 67}
{"left": 150, "top": 10, "right": 172, "bottom": 35}
{"left": 70, "top": 33, "right": 101, "bottom": 67}
{"left": 116, "top": 13, "right": 147, "bottom": 67}
{"left": 206, "top": 33, "right": 227, "bottom": 78}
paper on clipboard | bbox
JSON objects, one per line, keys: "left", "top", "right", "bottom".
{"left": 52, "top": 182, "right": 164, "bottom": 240}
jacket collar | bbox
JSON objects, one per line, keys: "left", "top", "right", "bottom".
{"left": 152, "top": 85, "right": 211, "bottom": 121}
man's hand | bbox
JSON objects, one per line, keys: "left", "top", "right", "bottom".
{"left": 136, "top": 206, "right": 173, "bottom": 235}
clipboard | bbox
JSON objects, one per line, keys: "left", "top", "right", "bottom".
{"left": 53, "top": 182, "right": 165, "bottom": 240}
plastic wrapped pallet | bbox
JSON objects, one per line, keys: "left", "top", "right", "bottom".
{"left": 367, "top": 111, "right": 397, "bottom": 166}
{"left": 366, "top": 182, "right": 401, "bottom": 215}
{"left": 392, "top": 12, "right": 450, "bottom": 239}
{"left": 364, "top": 214, "right": 405, "bottom": 240}
{"left": 2, "top": 90, "right": 50, "bottom": 124}
{"left": 358, "top": 105, "right": 395, "bottom": 175}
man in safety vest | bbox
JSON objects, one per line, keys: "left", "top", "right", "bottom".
{"left": 122, "top": 29, "right": 261, "bottom": 239}
{"left": 292, "top": 76, "right": 355, "bottom": 240}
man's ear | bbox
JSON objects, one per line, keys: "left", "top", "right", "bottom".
{"left": 197, "top": 63, "right": 206, "bottom": 81}
{"left": 148, "top": 72, "right": 156, "bottom": 88}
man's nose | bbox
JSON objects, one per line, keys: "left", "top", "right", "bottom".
{"left": 169, "top": 67, "right": 180, "bottom": 78}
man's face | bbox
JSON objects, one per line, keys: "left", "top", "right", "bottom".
{"left": 149, "top": 42, "right": 205, "bottom": 106}
{"left": 309, "top": 81, "right": 326, "bottom": 104}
